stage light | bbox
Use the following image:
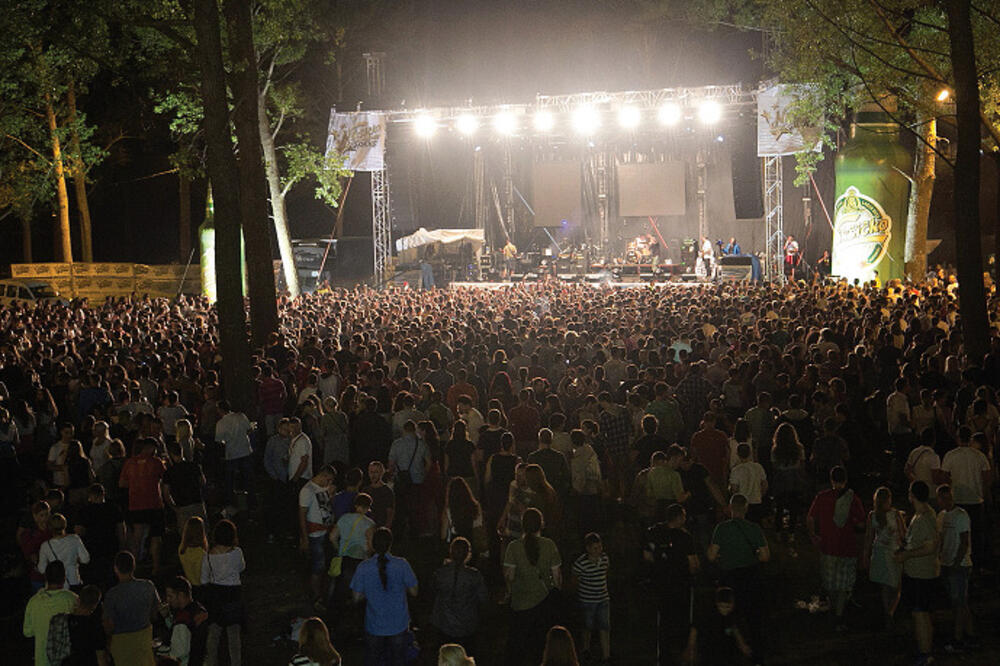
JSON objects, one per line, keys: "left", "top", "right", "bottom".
{"left": 533, "top": 110, "right": 555, "bottom": 132}
{"left": 936, "top": 89, "right": 950, "bottom": 102}
{"left": 456, "top": 113, "right": 478, "bottom": 136}
{"left": 698, "top": 100, "right": 722, "bottom": 125}
{"left": 493, "top": 111, "right": 518, "bottom": 135}
{"left": 414, "top": 114, "right": 437, "bottom": 137}
{"left": 657, "top": 102, "right": 682, "bottom": 126}
{"left": 572, "top": 105, "right": 601, "bottom": 134}
{"left": 618, "top": 105, "right": 641, "bottom": 129}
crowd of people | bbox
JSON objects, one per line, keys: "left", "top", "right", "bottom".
{"left": 2, "top": 274, "right": 997, "bottom": 665}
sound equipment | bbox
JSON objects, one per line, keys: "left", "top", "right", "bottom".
{"left": 720, "top": 255, "right": 753, "bottom": 281}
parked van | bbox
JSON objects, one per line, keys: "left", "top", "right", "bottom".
{"left": 0, "top": 279, "right": 61, "bottom": 306}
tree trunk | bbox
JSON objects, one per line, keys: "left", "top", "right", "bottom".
{"left": 193, "top": 0, "right": 253, "bottom": 410}
{"left": 259, "top": 97, "right": 300, "bottom": 298}
{"left": 179, "top": 172, "right": 192, "bottom": 260}
{"left": 21, "top": 216, "right": 32, "bottom": 263}
{"left": 45, "top": 93, "right": 73, "bottom": 263}
{"left": 946, "top": 0, "right": 989, "bottom": 364}
{"left": 904, "top": 115, "right": 936, "bottom": 280}
{"left": 66, "top": 83, "right": 93, "bottom": 263}
{"left": 224, "top": 0, "right": 279, "bottom": 347}
{"left": 992, "top": 151, "right": 1000, "bottom": 282}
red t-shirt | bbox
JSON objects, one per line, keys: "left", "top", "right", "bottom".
{"left": 807, "top": 488, "right": 866, "bottom": 557}
{"left": 120, "top": 454, "right": 166, "bottom": 511}
{"left": 690, "top": 428, "right": 730, "bottom": 487}
{"left": 508, "top": 404, "right": 541, "bottom": 444}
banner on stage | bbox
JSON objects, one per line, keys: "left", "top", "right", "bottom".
{"left": 326, "top": 111, "right": 386, "bottom": 171}
{"left": 757, "top": 84, "right": 823, "bottom": 157}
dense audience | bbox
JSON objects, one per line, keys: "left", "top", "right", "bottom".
{"left": 1, "top": 275, "right": 997, "bottom": 665}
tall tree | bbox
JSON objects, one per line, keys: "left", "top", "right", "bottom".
{"left": 192, "top": 0, "right": 253, "bottom": 409}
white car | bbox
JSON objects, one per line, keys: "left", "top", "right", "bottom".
{"left": 0, "top": 279, "right": 62, "bottom": 306}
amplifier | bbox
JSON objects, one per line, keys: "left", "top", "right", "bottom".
{"left": 720, "top": 255, "right": 754, "bottom": 266}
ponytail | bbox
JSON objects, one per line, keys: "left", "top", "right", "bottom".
{"left": 449, "top": 537, "right": 471, "bottom": 598}
{"left": 372, "top": 527, "right": 393, "bottom": 590}
{"left": 522, "top": 508, "right": 542, "bottom": 566}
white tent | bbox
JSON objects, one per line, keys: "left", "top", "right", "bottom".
{"left": 395, "top": 228, "right": 485, "bottom": 264}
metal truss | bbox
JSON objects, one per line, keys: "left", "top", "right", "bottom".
{"left": 763, "top": 155, "right": 785, "bottom": 284}
{"left": 371, "top": 168, "right": 391, "bottom": 287}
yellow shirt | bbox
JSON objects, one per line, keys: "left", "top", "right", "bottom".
{"left": 178, "top": 546, "right": 206, "bottom": 584}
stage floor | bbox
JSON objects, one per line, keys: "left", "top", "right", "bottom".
{"left": 448, "top": 280, "right": 703, "bottom": 289}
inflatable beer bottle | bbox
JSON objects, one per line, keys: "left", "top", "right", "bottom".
{"left": 833, "top": 107, "right": 910, "bottom": 284}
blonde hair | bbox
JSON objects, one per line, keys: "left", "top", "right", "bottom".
{"left": 438, "top": 643, "right": 475, "bottom": 666}
{"left": 48, "top": 513, "right": 68, "bottom": 535}
{"left": 298, "top": 617, "right": 340, "bottom": 666}
{"left": 175, "top": 419, "right": 193, "bottom": 440}
{"left": 180, "top": 516, "right": 208, "bottom": 554}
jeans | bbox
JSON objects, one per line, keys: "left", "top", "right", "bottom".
{"left": 206, "top": 624, "right": 241, "bottom": 666}
{"left": 957, "top": 503, "right": 990, "bottom": 570}
{"left": 364, "top": 630, "right": 410, "bottom": 666}
{"left": 224, "top": 455, "right": 256, "bottom": 510}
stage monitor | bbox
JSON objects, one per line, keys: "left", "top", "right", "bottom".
{"left": 617, "top": 162, "right": 686, "bottom": 217}
{"left": 532, "top": 162, "right": 583, "bottom": 228}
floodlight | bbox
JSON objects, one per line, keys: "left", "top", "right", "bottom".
{"left": 618, "top": 105, "right": 641, "bottom": 129}
{"left": 456, "top": 113, "right": 478, "bottom": 136}
{"left": 533, "top": 110, "right": 555, "bottom": 132}
{"left": 414, "top": 114, "right": 437, "bottom": 137}
{"left": 657, "top": 102, "right": 682, "bottom": 126}
{"left": 571, "top": 105, "right": 601, "bottom": 134}
{"left": 493, "top": 111, "right": 518, "bottom": 135}
{"left": 698, "top": 100, "right": 722, "bottom": 125}
{"left": 936, "top": 89, "right": 950, "bottom": 102}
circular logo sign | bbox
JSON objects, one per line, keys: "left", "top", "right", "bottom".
{"left": 833, "top": 186, "right": 891, "bottom": 279}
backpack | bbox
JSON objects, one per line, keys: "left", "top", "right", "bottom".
{"left": 46, "top": 613, "right": 72, "bottom": 665}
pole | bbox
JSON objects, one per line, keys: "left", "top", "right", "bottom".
{"left": 317, "top": 175, "right": 354, "bottom": 281}
{"left": 176, "top": 247, "right": 197, "bottom": 299}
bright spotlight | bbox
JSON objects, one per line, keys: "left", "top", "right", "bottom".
{"left": 572, "top": 105, "right": 601, "bottom": 135}
{"left": 414, "top": 114, "right": 437, "bottom": 137}
{"left": 657, "top": 102, "right": 682, "bottom": 126}
{"left": 493, "top": 111, "right": 518, "bottom": 136}
{"left": 936, "top": 89, "right": 950, "bottom": 102}
{"left": 698, "top": 100, "right": 722, "bottom": 125}
{"left": 618, "top": 105, "right": 641, "bottom": 129}
{"left": 456, "top": 113, "right": 478, "bottom": 136}
{"left": 533, "top": 110, "right": 555, "bottom": 132}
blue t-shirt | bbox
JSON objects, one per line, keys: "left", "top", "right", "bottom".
{"left": 333, "top": 490, "right": 358, "bottom": 520}
{"left": 350, "top": 554, "right": 418, "bottom": 636}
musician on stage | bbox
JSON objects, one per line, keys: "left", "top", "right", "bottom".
{"left": 700, "top": 236, "right": 716, "bottom": 279}
{"left": 784, "top": 234, "right": 801, "bottom": 279}
{"left": 723, "top": 237, "right": 741, "bottom": 256}
{"left": 501, "top": 237, "right": 518, "bottom": 278}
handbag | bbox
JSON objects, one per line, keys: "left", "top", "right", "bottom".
{"left": 328, "top": 515, "right": 364, "bottom": 578}
{"left": 395, "top": 439, "right": 420, "bottom": 492}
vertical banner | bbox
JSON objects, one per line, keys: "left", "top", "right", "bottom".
{"left": 325, "top": 111, "right": 386, "bottom": 172}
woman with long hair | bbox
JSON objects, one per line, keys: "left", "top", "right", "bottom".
{"left": 541, "top": 626, "right": 579, "bottom": 666}
{"left": 201, "top": 519, "right": 246, "bottom": 666}
{"left": 524, "top": 464, "right": 561, "bottom": 531}
{"left": 64, "top": 440, "right": 95, "bottom": 506}
{"left": 438, "top": 643, "right": 475, "bottom": 666}
{"left": 289, "top": 617, "right": 341, "bottom": 666}
{"left": 431, "top": 537, "right": 488, "bottom": 655}
{"left": 441, "top": 478, "right": 488, "bottom": 557}
{"left": 179, "top": 515, "right": 208, "bottom": 589}
{"left": 770, "top": 422, "right": 807, "bottom": 552}
{"left": 503, "top": 508, "right": 562, "bottom": 665}
{"left": 490, "top": 372, "right": 515, "bottom": 410}
{"left": 862, "top": 486, "right": 904, "bottom": 628}
{"left": 174, "top": 418, "right": 202, "bottom": 464}
{"left": 417, "top": 420, "right": 445, "bottom": 536}
{"left": 350, "top": 527, "right": 419, "bottom": 666}
{"left": 444, "top": 420, "right": 477, "bottom": 490}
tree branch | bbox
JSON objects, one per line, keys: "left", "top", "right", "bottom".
{"left": 4, "top": 134, "right": 49, "bottom": 161}
{"left": 867, "top": 0, "right": 948, "bottom": 83}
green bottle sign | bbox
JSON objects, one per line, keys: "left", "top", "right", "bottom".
{"left": 833, "top": 112, "right": 910, "bottom": 284}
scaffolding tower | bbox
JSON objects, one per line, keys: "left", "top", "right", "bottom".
{"left": 371, "top": 168, "right": 391, "bottom": 287}
{"left": 763, "top": 155, "right": 785, "bottom": 284}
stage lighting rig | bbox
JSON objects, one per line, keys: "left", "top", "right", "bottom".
{"left": 618, "top": 105, "right": 641, "bottom": 129}
{"left": 493, "top": 110, "right": 518, "bottom": 136}
{"left": 533, "top": 110, "right": 555, "bottom": 132}
{"left": 572, "top": 105, "right": 601, "bottom": 135}
{"left": 698, "top": 100, "right": 722, "bottom": 125}
{"left": 414, "top": 114, "right": 437, "bottom": 137}
{"left": 456, "top": 113, "right": 479, "bottom": 136}
{"left": 657, "top": 102, "right": 682, "bottom": 126}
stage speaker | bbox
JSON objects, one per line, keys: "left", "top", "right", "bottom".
{"left": 532, "top": 162, "right": 583, "bottom": 228}
{"left": 731, "top": 119, "right": 764, "bottom": 218}
{"left": 617, "top": 162, "right": 686, "bottom": 217}
{"left": 720, "top": 255, "right": 753, "bottom": 281}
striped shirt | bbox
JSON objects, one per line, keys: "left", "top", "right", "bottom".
{"left": 572, "top": 552, "right": 610, "bottom": 603}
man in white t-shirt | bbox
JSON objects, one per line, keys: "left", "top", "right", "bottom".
{"left": 287, "top": 417, "right": 313, "bottom": 484}
{"left": 728, "top": 443, "right": 768, "bottom": 522}
{"left": 940, "top": 426, "right": 992, "bottom": 570}
{"left": 298, "top": 465, "right": 336, "bottom": 610}
{"left": 936, "top": 485, "right": 978, "bottom": 650}
{"left": 214, "top": 401, "right": 255, "bottom": 513}
{"left": 905, "top": 432, "right": 941, "bottom": 492}
{"left": 886, "top": 378, "right": 911, "bottom": 441}
{"left": 47, "top": 423, "right": 75, "bottom": 488}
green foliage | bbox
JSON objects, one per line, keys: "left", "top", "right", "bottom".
{"left": 282, "top": 140, "right": 352, "bottom": 208}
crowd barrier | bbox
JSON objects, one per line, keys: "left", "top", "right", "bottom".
{"left": 11, "top": 262, "right": 201, "bottom": 301}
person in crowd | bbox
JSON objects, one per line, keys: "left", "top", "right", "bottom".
{"left": 431, "top": 537, "right": 489, "bottom": 655}
{"left": 299, "top": 464, "right": 337, "bottom": 611}
{"left": 644, "top": 503, "right": 698, "bottom": 666}
{"left": 119, "top": 437, "right": 167, "bottom": 574}
{"left": 540, "top": 625, "right": 579, "bottom": 666}
{"left": 527, "top": 428, "right": 571, "bottom": 503}
{"left": 503, "top": 507, "right": 562, "bottom": 665}
{"left": 936, "top": 484, "right": 979, "bottom": 652}
{"left": 895, "top": 481, "right": 940, "bottom": 666}
{"left": 164, "top": 441, "right": 207, "bottom": 532}
{"left": 103, "top": 551, "right": 159, "bottom": 666}
{"left": 729, "top": 443, "right": 767, "bottom": 523}
{"left": 569, "top": 429, "right": 602, "bottom": 535}
{"left": 329, "top": 492, "right": 376, "bottom": 608}
{"left": 159, "top": 575, "right": 208, "bottom": 666}
{"left": 18, "top": 500, "right": 53, "bottom": 593}
{"left": 388, "top": 420, "right": 432, "bottom": 538}
{"left": 289, "top": 616, "right": 341, "bottom": 666}
{"left": 37, "top": 513, "right": 89, "bottom": 590}
{"left": 571, "top": 533, "right": 610, "bottom": 663}
{"left": 23, "top": 560, "right": 77, "bottom": 666}
{"left": 201, "top": 519, "right": 246, "bottom": 666}
{"left": 264, "top": 418, "right": 292, "bottom": 543}
{"left": 74, "top": 482, "right": 125, "bottom": 588}
{"left": 939, "top": 425, "right": 992, "bottom": 572}
{"left": 214, "top": 401, "right": 255, "bottom": 514}
{"left": 350, "top": 527, "right": 419, "bottom": 666}
{"left": 684, "top": 586, "right": 753, "bottom": 665}
{"left": 862, "top": 486, "right": 905, "bottom": 629}
{"left": 60, "top": 584, "right": 108, "bottom": 665}
{"left": 178, "top": 516, "right": 209, "bottom": 594}
{"left": 441, "top": 477, "right": 488, "bottom": 557}
{"left": 438, "top": 643, "right": 475, "bottom": 666}
{"left": 770, "top": 423, "right": 808, "bottom": 556}
{"left": 806, "top": 466, "right": 866, "bottom": 631}
{"left": 444, "top": 419, "right": 478, "bottom": 490}
{"left": 362, "top": 460, "right": 396, "bottom": 528}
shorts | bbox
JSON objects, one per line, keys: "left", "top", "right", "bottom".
{"left": 308, "top": 534, "right": 328, "bottom": 574}
{"left": 819, "top": 554, "right": 857, "bottom": 592}
{"left": 580, "top": 600, "right": 611, "bottom": 631}
{"left": 941, "top": 565, "right": 970, "bottom": 607}
{"left": 128, "top": 509, "right": 166, "bottom": 537}
{"left": 901, "top": 574, "right": 938, "bottom": 613}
